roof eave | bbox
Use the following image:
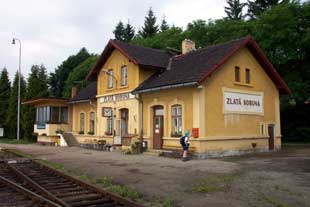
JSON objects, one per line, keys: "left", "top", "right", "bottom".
{"left": 133, "top": 82, "right": 198, "bottom": 94}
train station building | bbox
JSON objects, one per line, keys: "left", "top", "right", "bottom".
{"left": 24, "top": 36, "right": 291, "bottom": 157}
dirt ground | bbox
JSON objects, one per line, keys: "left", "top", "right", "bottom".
{"left": 1, "top": 143, "right": 310, "bottom": 207}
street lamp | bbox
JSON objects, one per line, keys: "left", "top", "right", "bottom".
{"left": 12, "top": 38, "right": 21, "bottom": 141}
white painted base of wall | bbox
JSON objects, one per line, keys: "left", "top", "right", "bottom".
{"left": 194, "top": 146, "right": 280, "bottom": 159}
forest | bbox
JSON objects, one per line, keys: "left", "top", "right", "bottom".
{"left": 0, "top": 0, "right": 309, "bottom": 142}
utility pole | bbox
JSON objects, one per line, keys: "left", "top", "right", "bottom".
{"left": 12, "top": 38, "right": 21, "bottom": 141}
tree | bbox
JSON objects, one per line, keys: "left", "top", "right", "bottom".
{"left": 113, "top": 21, "right": 126, "bottom": 41}
{"left": 6, "top": 72, "right": 26, "bottom": 139}
{"left": 49, "top": 48, "right": 90, "bottom": 97}
{"left": 22, "top": 65, "right": 49, "bottom": 140}
{"left": 0, "top": 68, "right": 11, "bottom": 135}
{"left": 62, "top": 55, "right": 98, "bottom": 98}
{"left": 124, "top": 21, "right": 135, "bottom": 42}
{"left": 138, "top": 7, "right": 159, "bottom": 38}
{"left": 247, "top": 0, "right": 288, "bottom": 19}
{"left": 225, "top": 0, "right": 246, "bottom": 20}
{"left": 160, "top": 16, "right": 169, "bottom": 31}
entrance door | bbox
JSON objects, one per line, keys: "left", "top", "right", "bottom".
{"left": 153, "top": 106, "right": 164, "bottom": 150}
{"left": 268, "top": 124, "right": 275, "bottom": 150}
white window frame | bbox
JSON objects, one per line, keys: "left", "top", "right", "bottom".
{"left": 121, "top": 65, "right": 127, "bottom": 86}
{"left": 108, "top": 69, "right": 113, "bottom": 88}
{"left": 171, "top": 105, "right": 182, "bottom": 137}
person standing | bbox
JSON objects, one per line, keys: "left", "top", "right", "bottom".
{"left": 180, "top": 131, "right": 190, "bottom": 161}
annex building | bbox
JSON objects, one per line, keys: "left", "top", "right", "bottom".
{"left": 24, "top": 36, "right": 291, "bottom": 158}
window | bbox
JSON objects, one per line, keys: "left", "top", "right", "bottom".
{"left": 121, "top": 109, "right": 129, "bottom": 136}
{"left": 171, "top": 105, "right": 182, "bottom": 137}
{"left": 121, "top": 66, "right": 127, "bottom": 86}
{"left": 51, "top": 107, "right": 60, "bottom": 122}
{"left": 245, "top": 68, "right": 250, "bottom": 84}
{"left": 89, "top": 112, "right": 95, "bottom": 134}
{"left": 108, "top": 69, "right": 113, "bottom": 88}
{"left": 80, "top": 113, "right": 85, "bottom": 134}
{"left": 235, "top": 66, "right": 240, "bottom": 82}
{"left": 106, "top": 111, "right": 113, "bottom": 135}
{"left": 61, "top": 107, "right": 68, "bottom": 123}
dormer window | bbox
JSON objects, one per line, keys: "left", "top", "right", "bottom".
{"left": 235, "top": 66, "right": 240, "bottom": 82}
{"left": 121, "top": 66, "right": 127, "bottom": 86}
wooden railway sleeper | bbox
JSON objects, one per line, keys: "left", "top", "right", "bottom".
{"left": 0, "top": 175, "right": 61, "bottom": 207}
{"left": 5, "top": 162, "right": 71, "bottom": 207}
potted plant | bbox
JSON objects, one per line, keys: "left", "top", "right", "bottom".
{"left": 78, "top": 131, "right": 84, "bottom": 135}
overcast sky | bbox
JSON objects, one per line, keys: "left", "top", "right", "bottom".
{"left": 0, "top": 0, "right": 229, "bottom": 81}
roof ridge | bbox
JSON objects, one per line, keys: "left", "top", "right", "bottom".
{"left": 172, "top": 36, "right": 251, "bottom": 60}
{"left": 112, "top": 39, "right": 169, "bottom": 54}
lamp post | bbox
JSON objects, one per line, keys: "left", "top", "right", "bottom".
{"left": 12, "top": 38, "right": 21, "bottom": 141}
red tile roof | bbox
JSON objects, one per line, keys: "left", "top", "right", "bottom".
{"left": 133, "top": 36, "right": 291, "bottom": 95}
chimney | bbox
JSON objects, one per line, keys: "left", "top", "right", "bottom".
{"left": 182, "top": 39, "right": 196, "bottom": 54}
{"left": 71, "top": 87, "right": 78, "bottom": 98}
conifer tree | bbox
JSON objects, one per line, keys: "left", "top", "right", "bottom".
{"left": 225, "top": 0, "right": 246, "bottom": 20}
{"left": 113, "top": 21, "right": 126, "bottom": 41}
{"left": 124, "top": 21, "right": 135, "bottom": 42}
{"left": 49, "top": 48, "right": 90, "bottom": 97}
{"left": 138, "top": 7, "right": 159, "bottom": 38}
{"left": 23, "top": 65, "right": 49, "bottom": 140}
{"left": 0, "top": 68, "right": 11, "bottom": 135}
{"left": 6, "top": 72, "right": 26, "bottom": 139}
{"left": 160, "top": 16, "right": 169, "bottom": 31}
{"left": 247, "top": 0, "right": 287, "bottom": 19}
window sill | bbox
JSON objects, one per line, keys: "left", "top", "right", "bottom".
{"left": 234, "top": 82, "right": 253, "bottom": 87}
{"left": 118, "top": 85, "right": 129, "bottom": 89}
{"left": 107, "top": 88, "right": 114, "bottom": 91}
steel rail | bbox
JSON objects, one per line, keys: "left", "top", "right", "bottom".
{"left": 0, "top": 175, "right": 62, "bottom": 207}
{"left": 5, "top": 162, "right": 71, "bottom": 207}
{"left": 5, "top": 148, "right": 145, "bottom": 207}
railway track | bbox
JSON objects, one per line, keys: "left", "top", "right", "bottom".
{"left": 0, "top": 149, "right": 144, "bottom": 207}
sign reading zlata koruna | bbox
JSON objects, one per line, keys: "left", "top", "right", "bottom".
{"left": 224, "top": 91, "right": 263, "bottom": 114}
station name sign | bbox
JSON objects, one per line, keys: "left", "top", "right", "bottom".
{"left": 99, "top": 92, "right": 135, "bottom": 103}
{"left": 223, "top": 90, "right": 263, "bottom": 115}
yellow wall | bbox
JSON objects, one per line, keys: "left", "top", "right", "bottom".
{"left": 141, "top": 47, "right": 282, "bottom": 153}
{"left": 34, "top": 124, "right": 69, "bottom": 136}
{"left": 95, "top": 48, "right": 158, "bottom": 144}
{"left": 203, "top": 47, "right": 280, "bottom": 139}
{"left": 97, "top": 49, "right": 139, "bottom": 95}
{"left": 71, "top": 101, "right": 97, "bottom": 137}
{"left": 141, "top": 87, "right": 195, "bottom": 149}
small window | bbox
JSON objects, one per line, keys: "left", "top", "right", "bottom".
{"left": 61, "top": 107, "right": 68, "bottom": 123}
{"left": 106, "top": 111, "right": 113, "bottom": 135}
{"left": 121, "top": 66, "right": 127, "bottom": 86}
{"left": 245, "top": 68, "right": 250, "bottom": 84}
{"left": 89, "top": 112, "right": 95, "bottom": 134}
{"left": 171, "top": 105, "right": 182, "bottom": 137}
{"left": 235, "top": 67, "right": 240, "bottom": 82}
{"left": 80, "top": 113, "right": 85, "bottom": 134}
{"left": 107, "top": 69, "right": 113, "bottom": 88}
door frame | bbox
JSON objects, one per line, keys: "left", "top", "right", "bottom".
{"left": 152, "top": 105, "right": 164, "bottom": 150}
{"left": 268, "top": 124, "right": 275, "bottom": 150}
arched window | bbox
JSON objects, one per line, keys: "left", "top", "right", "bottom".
{"left": 89, "top": 112, "right": 95, "bottom": 135}
{"left": 79, "top": 113, "right": 85, "bottom": 134}
{"left": 171, "top": 105, "right": 182, "bottom": 137}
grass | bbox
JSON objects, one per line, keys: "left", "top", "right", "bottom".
{"left": 0, "top": 138, "right": 35, "bottom": 144}
{"left": 261, "top": 194, "right": 291, "bottom": 207}
{"left": 192, "top": 172, "right": 240, "bottom": 193}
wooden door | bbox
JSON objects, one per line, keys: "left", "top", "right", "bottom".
{"left": 153, "top": 106, "right": 164, "bottom": 150}
{"left": 268, "top": 124, "right": 275, "bottom": 150}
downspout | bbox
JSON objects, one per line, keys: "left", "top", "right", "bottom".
{"left": 134, "top": 94, "right": 143, "bottom": 152}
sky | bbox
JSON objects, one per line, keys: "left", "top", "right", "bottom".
{"left": 0, "top": 0, "right": 228, "bottom": 81}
